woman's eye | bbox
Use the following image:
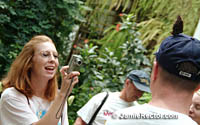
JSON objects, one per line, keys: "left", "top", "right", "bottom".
{"left": 54, "top": 55, "right": 58, "bottom": 58}
{"left": 42, "top": 52, "right": 49, "bottom": 57}
{"left": 40, "top": 51, "right": 58, "bottom": 58}
{"left": 195, "top": 104, "right": 200, "bottom": 110}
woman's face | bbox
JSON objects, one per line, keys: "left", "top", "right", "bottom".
{"left": 189, "top": 93, "right": 200, "bottom": 124}
{"left": 31, "top": 42, "right": 59, "bottom": 80}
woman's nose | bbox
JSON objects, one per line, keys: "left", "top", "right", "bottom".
{"left": 189, "top": 105, "right": 194, "bottom": 115}
{"left": 49, "top": 54, "right": 56, "bottom": 62}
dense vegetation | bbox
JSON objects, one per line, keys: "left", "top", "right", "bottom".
{"left": 1, "top": 0, "right": 200, "bottom": 125}
{"left": 0, "top": 0, "right": 84, "bottom": 77}
{"left": 68, "top": 14, "right": 151, "bottom": 123}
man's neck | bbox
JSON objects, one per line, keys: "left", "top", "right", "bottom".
{"left": 120, "top": 89, "right": 134, "bottom": 102}
{"left": 149, "top": 89, "right": 193, "bottom": 115}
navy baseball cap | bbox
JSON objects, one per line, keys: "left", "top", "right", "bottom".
{"left": 155, "top": 33, "right": 200, "bottom": 82}
{"left": 127, "top": 70, "right": 151, "bottom": 93}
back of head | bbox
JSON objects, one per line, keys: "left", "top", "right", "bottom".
{"left": 155, "top": 16, "right": 200, "bottom": 92}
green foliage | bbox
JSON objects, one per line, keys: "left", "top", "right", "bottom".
{"left": 68, "top": 44, "right": 103, "bottom": 124}
{"left": 84, "top": 0, "right": 139, "bottom": 21}
{"left": 68, "top": 17, "right": 151, "bottom": 123}
{"left": 99, "top": 14, "right": 151, "bottom": 69}
{"left": 0, "top": 0, "right": 84, "bottom": 78}
{"left": 138, "top": 92, "right": 152, "bottom": 104}
{"left": 132, "top": 0, "right": 200, "bottom": 60}
{"left": 83, "top": 0, "right": 200, "bottom": 63}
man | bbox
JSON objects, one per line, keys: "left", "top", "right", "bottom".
{"left": 74, "top": 70, "right": 150, "bottom": 125}
{"left": 106, "top": 16, "right": 200, "bottom": 125}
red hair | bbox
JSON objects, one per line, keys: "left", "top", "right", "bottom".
{"left": 2, "top": 35, "right": 58, "bottom": 101}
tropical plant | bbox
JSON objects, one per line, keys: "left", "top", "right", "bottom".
{"left": 68, "top": 17, "right": 151, "bottom": 123}
{"left": 0, "top": 0, "right": 84, "bottom": 78}
{"left": 98, "top": 14, "right": 140, "bottom": 57}
{"left": 79, "top": 0, "right": 200, "bottom": 61}
{"left": 134, "top": 0, "right": 200, "bottom": 60}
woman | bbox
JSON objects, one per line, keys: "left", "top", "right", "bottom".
{"left": 0, "top": 35, "right": 80, "bottom": 125}
{"left": 189, "top": 90, "right": 200, "bottom": 125}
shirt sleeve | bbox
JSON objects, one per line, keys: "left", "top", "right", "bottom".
{"left": 77, "top": 92, "right": 107, "bottom": 124}
{"left": 0, "top": 92, "right": 38, "bottom": 125}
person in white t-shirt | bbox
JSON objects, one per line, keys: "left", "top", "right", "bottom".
{"left": 0, "top": 35, "right": 80, "bottom": 125}
{"left": 106, "top": 16, "right": 200, "bottom": 125}
{"left": 74, "top": 70, "right": 151, "bottom": 125}
{"left": 189, "top": 90, "right": 200, "bottom": 125}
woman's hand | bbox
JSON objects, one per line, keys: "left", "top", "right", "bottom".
{"left": 59, "top": 66, "right": 80, "bottom": 96}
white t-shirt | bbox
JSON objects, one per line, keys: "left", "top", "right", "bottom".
{"left": 0, "top": 87, "right": 68, "bottom": 125}
{"left": 106, "top": 104, "right": 198, "bottom": 125}
{"left": 77, "top": 92, "right": 138, "bottom": 125}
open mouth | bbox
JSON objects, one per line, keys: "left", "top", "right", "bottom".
{"left": 45, "top": 66, "right": 55, "bottom": 70}
{"left": 188, "top": 112, "right": 193, "bottom": 118}
{"left": 45, "top": 66, "right": 55, "bottom": 73}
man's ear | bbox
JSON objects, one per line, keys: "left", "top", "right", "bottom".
{"left": 152, "top": 61, "right": 159, "bottom": 81}
{"left": 125, "top": 79, "right": 137, "bottom": 89}
{"left": 125, "top": 79, "right": 130, "bottom": 86}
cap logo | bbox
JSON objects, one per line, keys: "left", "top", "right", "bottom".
{"left": 179, "top": 71, "right": 191, "bottom": 78}
{"left": 140, "top": 78, "right": 149, "bottom": 85}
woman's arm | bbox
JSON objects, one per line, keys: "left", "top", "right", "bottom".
{"left": 33, "top": 66, "right": 80, "bottom": 125}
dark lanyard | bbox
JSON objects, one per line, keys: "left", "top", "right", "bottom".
{"left": 87, "top": 92, "right": 109, "bottom": 125}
